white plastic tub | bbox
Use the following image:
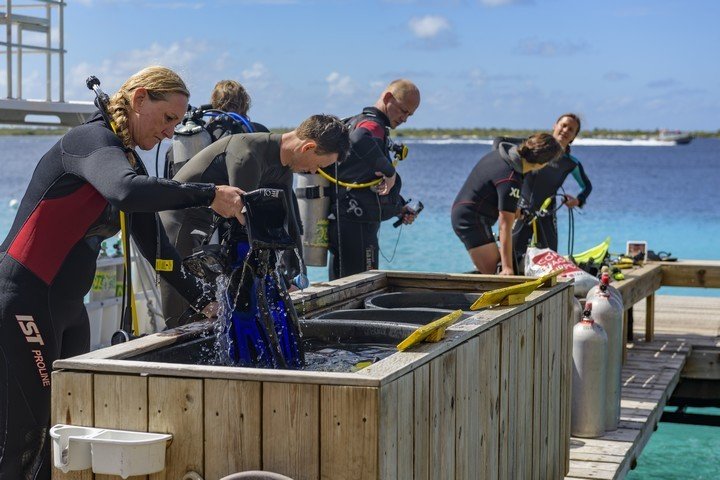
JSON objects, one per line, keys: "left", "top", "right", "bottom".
{"left": 50, "top": 424, "right": 172, "bottom": 478}
{"left": 50, "top": 425, "right": 102, "bottom": 472}
{"left": 89, "top": 429, "right": 173, "bottom": 478}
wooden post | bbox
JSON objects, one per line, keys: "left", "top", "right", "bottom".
{"left": 205, "top": 379, "right": 262, "bottom": 479}
{"left": 148, "top": 377, "right": 203, "bottom": 480}
{"left": 94, "top": 374, "right": 148, "bottom": 480}
{"left": 320, "top": 385, "right": 379, "bottom": 479}
{"left": 645, "top": 293, "right": 655, "bottom": 342}
{"left": 429, "top": 350, "right": 457, "bottom": 479}
{"left": 263, "top": 383, "right": 319, "bottom": 480}
{"left": 51, "top": 371, "right": 94, "bottom": 480}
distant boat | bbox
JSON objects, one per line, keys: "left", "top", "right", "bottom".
{"left": 656, "top": 129, "right": 693, "bottom": 144}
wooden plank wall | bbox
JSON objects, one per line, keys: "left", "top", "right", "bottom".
{"left": 51, "top": 288, "right": 571, "bottom": 480}
{"left": 377, "top": 289, "right": 571, "bottom": 480}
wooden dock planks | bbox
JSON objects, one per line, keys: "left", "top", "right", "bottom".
{"left": 564, "top": 339, "right": 689, "bottom": 480}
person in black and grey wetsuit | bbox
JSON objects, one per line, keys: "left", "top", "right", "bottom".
{"left": 159, "top": 115, "right": 350, "bottom": 325}
{"left": 510, "top": 113, "right": 592, "bottom": 268}
{"left": 451, "top": 133, "right": 563, "bottom": 275}
{"left": 0, "top": 66, "right": 245, "bottom": 480}
{"left": 160, "top": 79, "right": 271, "bottom": 321}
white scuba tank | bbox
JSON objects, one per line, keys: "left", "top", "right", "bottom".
{"left": 590, "top": 286, "right": 624, "bottom": 431}
{"left": 295, "top": 173, "right": 331, "bottom": 266}
{"left": 586, "top": 272, "right": 622, "bottom": 309}
{"left": 168, "top": 119, "right": 212, "bottom": 177}
{"left": 572, "top": 296, "right": 583, "bottom": 324}
{"left": 571, "top": 303, "right": 608, "bottom": 438}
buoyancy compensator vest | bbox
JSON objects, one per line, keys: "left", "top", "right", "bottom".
{"left": 327, "top": 109, "right": 407, "bottom": 222}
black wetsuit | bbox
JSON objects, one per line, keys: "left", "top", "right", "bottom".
{"left": 328, "top": 107, "right": 405, "bottom": 280}
{"left": 451, "top": 143, "right": 524, "bottom": 250}
{"left": 159, "top": 133, "right": 302, "bottom": 324}
{"left": 0, "top": 113, "right": 215, "bottom": 479}
{"left": 512, "top": 150, "right": 592, "bottom": 261}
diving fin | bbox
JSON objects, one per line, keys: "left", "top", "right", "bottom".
{"left": 397, "top": 310, "right": 463, "bottom": 351}
{"left": 570, "top": 236, "right": 611, "bottom": 265}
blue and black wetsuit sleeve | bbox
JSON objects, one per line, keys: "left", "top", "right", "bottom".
{"left": 131, "top": 211, "right": 211, "bottom": 309}
{"left": 62, "top": 126, "right": 216, "bottom": 212}
{"left": 569, "top": 156, "right": 592, "bottom": 207}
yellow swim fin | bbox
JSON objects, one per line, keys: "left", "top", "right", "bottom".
{"left": 397, "top": 310, "right": 463, "bottom": 352}
{"left": 571, "top": 236, "right": 611, "bottom": 264}
{"left": 469, "top": 269, "right": 564, "bottom": 310}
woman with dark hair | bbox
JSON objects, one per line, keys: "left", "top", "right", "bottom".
{"left": 452, "top": 133, "right": 562, "bottom": 275}
{"left": 0, "top": 65, "right": 244, "bottom": 478}
{"left": 512, "top": 113, "right": 593, "bottom": 266}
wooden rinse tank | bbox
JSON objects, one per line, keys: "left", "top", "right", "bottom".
{"left": 51, "top": 270, "right": 573, "bottom": 480}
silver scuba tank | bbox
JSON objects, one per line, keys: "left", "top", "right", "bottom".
{"left": 169, "top": 119, "right": 212, "bottom": 177}
{"left": 572, "top": 296, "right": 583, "bottom": 324}
{"left": 590, "top": 286, "right": 624, "bottom": 431}
{"left": 571, "top": 303, "right": 608, "bottom": 438}
{"left": 294, "top": 173, "right": 331, "bottom": 266}
{"left": 586, "top": 272, "right": 622, "bottom": 309}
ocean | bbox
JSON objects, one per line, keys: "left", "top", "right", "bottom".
{"left": 1, "top": 135, "right": 718, "bottom": 478}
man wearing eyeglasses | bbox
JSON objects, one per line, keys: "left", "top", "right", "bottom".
{"left": 327, "top": 79, "right": 421, "bottom": 280}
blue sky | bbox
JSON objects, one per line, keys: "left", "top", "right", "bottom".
{"left": 12, "top": 0, "right": 720, "bottom": 130}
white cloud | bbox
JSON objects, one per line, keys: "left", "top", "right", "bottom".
{"left": 67, "top": 39, "right": 210, "bottom": 100}
{"left": 326, "top": 72, "right": 355, "bottom": 97}
{"left": 468, "top": 69, "right": 487, "bottom": 87}
{"left": 604, "top": 71, "right": 629, "bottom": 82}
{"left": 239, "top": 62, "right": 276, "bottom": 94}
{"left": 242, "top": 62, "right": 269, "bottom": 81}
{"left": 516, "top": 37, "right": 589, "bottom": 57}
{"left": 408, "top": 15, "right": 451, "bottom": 39}
{"left": 212, "top": 52, "right": 232, "bottom": 72}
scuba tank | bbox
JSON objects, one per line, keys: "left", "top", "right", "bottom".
{"left": 571, "top": 303, "right": 608, "bottom": 438}
{"left": 572, "top": 296, "right": 583, "bottom": 324}
{"left": 588, "top": 281, "right": 624, "bottom": 431}
{"left": 295, "top": 173, "right": 331, "bottom": 266}
{"left": 586, "top": 271, "right": 622, "bottom": 309}
{"left": 166, "top": 106, "right": 255, "bottom": 179}
{"left": 168, "top": 113, "right": 212, "bottom": 178}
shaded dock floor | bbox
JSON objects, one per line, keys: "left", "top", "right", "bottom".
{"left": 565, "top": 294, "right": 720, "bottom": 479}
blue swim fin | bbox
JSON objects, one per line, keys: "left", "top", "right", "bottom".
{"left": 226, "top": 243, "right": 305, "bottom": 368}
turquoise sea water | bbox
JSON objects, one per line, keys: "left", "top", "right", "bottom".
{"left": 1, "top": 135, "right": 718, "bottom": 478}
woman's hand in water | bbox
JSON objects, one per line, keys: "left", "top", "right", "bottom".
{"left": 211, "top": 185, "right": 246, "bottom": 225}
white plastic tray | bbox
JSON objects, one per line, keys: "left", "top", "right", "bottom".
{"left": 50, "top": 424, "right": 172, "bottom": 478}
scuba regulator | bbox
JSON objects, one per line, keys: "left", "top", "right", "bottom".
{"left": 388, "top": 137, "right": 409, "bottom": 163}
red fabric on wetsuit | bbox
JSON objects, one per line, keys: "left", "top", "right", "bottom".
{"left": 7, "top": 183, "right": 107, "bottom": 285}
{"left": 356, "top": 120, "right": 385, "bottom": 139}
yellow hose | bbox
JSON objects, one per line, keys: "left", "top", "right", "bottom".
{"left": 119, "top": 213, "right": 139, "bottom": 336}
{"left": 316, "top": 168, "right": 382, "bottom": 189}
{"left": 317, "top": 159, "right": 399, "bottom": 190}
